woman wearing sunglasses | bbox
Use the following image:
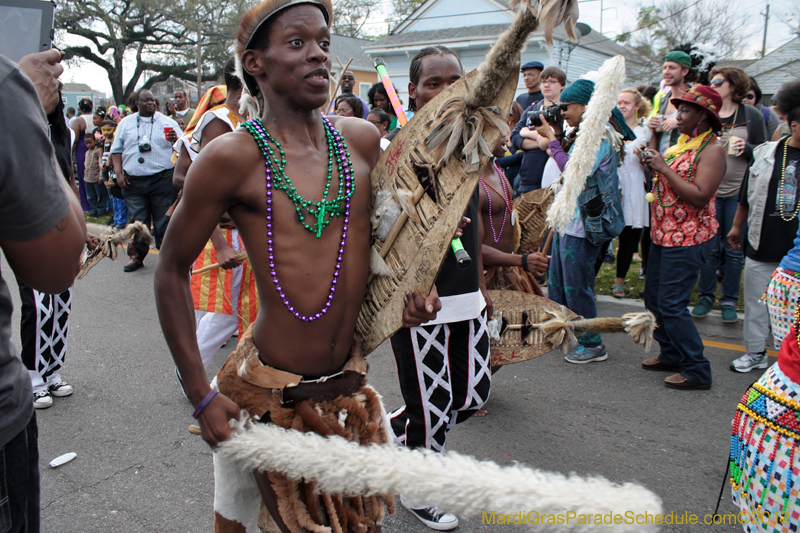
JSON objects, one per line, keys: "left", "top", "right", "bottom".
{"left": 743, "top": 77, "right": 780, "bottom": 140}
{"left": 692, "top": 66, "right": 768, "bottom": 323}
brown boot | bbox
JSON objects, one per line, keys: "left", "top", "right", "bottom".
{"left": 124, "top": 243, "right": 144, "bottom": 272}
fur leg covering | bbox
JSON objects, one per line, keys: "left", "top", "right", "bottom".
{"left": 77, "top": 221, "right": 154, "bottom": 279}
{"left": 217, "top": 420, "right": 662, "bottom": 532}
{"left": 547, "top": 55, "right": 626, "bottom": 234}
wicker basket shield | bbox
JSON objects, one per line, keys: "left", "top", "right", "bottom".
{"left": 513, "top": 188, "right": 553, "bottom": 254}
{"left": 489, "top": 290, "right": 578, "bottom": 366}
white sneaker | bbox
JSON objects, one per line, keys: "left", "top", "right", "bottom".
{"left": 730, "top": 352, "right": 770, "bottom": 373}
{"left": 34, "top": 390, "right": 53, "bottom": 409}
{"left": 48, "top": 380, "right": 74, "bottom": 397}
{"left": 402, "top": 500, "right": 458, "bottom": 531}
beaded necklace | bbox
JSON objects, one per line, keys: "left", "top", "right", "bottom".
{"left": 243, "top": 116, "right": 353, "bottom": 323}
{"left": 242, "top": 117, "right": 355, "bottom": 238}
{"left": 653, "top": 130, "right": 715, "bottom": 208}
{"left": 479, "top": 163, "right": 511, "bottom": 243}
{"left": 780, "top": 139, "right": 800, "bottom": 222}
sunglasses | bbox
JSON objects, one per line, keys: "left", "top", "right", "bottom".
{"left": 710, "top": 78, "right": 726, "bottom": 87}
{"left": 745, "top": 93, "right": 756, "bottom": 100}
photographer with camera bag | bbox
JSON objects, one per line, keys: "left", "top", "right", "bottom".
{"left": 534, "top": 79, "right": 636, "bottom": 364}
{"left": 111, "top": 89, "right": 181, "bottom": 272}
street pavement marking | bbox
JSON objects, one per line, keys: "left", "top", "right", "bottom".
{"left": 703, "top": 339, "right": 777, "bottom": 357}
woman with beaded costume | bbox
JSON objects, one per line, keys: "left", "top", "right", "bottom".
{"left": 637, "top": 85, "right": 726, "bottom": 390}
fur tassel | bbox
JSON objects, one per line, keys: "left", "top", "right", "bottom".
{"left": 532, "top": 306, "right": 656, "bottom": 353}
{"left": 218, "top": 418, "right": 662, "bottom": 532}
{"left": 77, "top": 222, "right": 153, "bottom": 279}
{"left": 509, "top": 0, "right": 579, "bottom": 42}
{"left": 547, "top": 55, "right": 626, "bottom": 234}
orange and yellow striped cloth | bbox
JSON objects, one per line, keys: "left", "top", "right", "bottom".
{"left": 191, "top": 229, "right": 241, "bottom": 315}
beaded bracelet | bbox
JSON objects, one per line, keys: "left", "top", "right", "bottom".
{"left": 192, "top": 389, "right": 218, "bottom": 419}
{"left": 521, "top": 253, "right": 529, "bottom": 272}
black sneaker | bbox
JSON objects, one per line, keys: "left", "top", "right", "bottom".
{"left": 403, "top": 502, "right": 458, "bottom": 531}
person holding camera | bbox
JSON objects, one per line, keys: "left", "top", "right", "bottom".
{"left": 510, "top": 66, "right": 566, "bottom": 194}
{"left": 110, "top": 89, "right": 180, "bottom": 272}
{"left": 534, "top": 79, "right": 636, "bottom": 364}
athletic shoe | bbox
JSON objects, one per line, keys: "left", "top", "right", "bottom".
{"left": 691, "top": 297, "right": 713, "bottom": 318}
{"left": 34, "top": 390, "right": 53, "bottom": 409}
{"left": 403, "top": 503, "right": 459, "bottom": 531}
{"left": 612, "top": 284, "right": 625, "bottom": 298}
{"left": 730, "top": 352, "right": 769, "bottom": 373}
{"left": 565, "top": 344, "right": 608, "bottom": 364}
{"left": 638, "top": 267, "right": 645, "bottom": 280}
{"left": 48, "top": 380, "right": 73, "bottom": 397}
{"left": 175, "top": 368, "right": 188, "bottom": 399}
{"left": 721, "top": 306, "right": 738, "bottom": 323}
{"left": 603, "top": 250, "right": 615, "bottom": 264}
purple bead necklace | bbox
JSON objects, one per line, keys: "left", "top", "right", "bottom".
{"left": 244, "top": 117, "right": 353, "bottom": 323}
{"left": 479, "top": 162, "right": 510, "bottom": 243}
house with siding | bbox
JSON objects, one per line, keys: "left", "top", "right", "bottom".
{"left": 363, "top": 0, "right": 637, "bottom": 109}
{"left": 331, "top": 34, "right": 380, "bottom": 102}
{"left": 718, "top": 37, "right": 800, "bottom": 103}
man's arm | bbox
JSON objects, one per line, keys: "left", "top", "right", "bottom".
{"left": 155, "top": 136, "right": 244, "bottom": 447}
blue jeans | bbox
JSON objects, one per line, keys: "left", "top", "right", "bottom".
{"left": 85, "top": 181, "right": 109, "bottom": 216}
{"left": 548, "top": 233, "right": 602, "bottom": 347}
{"left": 0, "top": 414, "right": 39, "bottom": 532}
{"left": 112, "top": 197, "right": 128, "bottom": 226}
{"left": 646, "top": 242, "right": 712, "bottom": 385}
{"left": 121, "top": 169, "right": 177, "bottom": 249}
{"left": 697, "top": 195, "right": 743, "bottom": 307}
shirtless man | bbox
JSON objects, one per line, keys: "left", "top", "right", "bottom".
{"left": 155, "top": 1, "right": 438, "bottom": 531}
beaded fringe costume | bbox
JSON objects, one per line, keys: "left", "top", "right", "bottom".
{"left": 765, "top": 267, "right": 800, "bottom": 347}
{"left": 214, "top": 328, "right": 394, "bottom": 533}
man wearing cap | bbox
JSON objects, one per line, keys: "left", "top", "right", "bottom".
{"left": 515, "top": 60, "right": 544, "bottom": 109}
{"left": 648, "top": 50, "right": 693, "bottom": 154}
{"left": 154, "top": 0, "right": 439, "bottom": 531}
{"left": 339, "top": 69, "right": 370, "bottom": 119}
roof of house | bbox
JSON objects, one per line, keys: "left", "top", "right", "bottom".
{"left": 366, "top": 22, "right": 633, "bottom": 62}
{"left": 331, "top": 34, "right": 374, "bottom": 70}
{"left": 744, "top": 37, "right": 800, "bottom": 94}
{"left": 62, "top": 82, "right": 100, "bottom": 93}
{"left": 715, "top": 59, "right": 756, "bottom": 70}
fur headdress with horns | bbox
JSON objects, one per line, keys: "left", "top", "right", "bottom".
{"left": 234, "top": 0, "right": 334, "bottom": 118}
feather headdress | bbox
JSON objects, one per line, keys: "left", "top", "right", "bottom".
{"left": 510, "top": 0, "right": 580, "bottom": 43}
{"left": 547, "top": 54, "right": 626, "bottom": 233}
{"left": 233, "top": 0, "right": 334, "bottom": 118}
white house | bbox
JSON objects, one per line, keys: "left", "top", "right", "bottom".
{"left": 363, "top": 0, "right": 636, "bottom": 109}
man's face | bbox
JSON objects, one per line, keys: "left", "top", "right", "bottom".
{"left": 174, "top": 91, "right": 187, "bottom": 110}
{"left": 138, "top": 90, "right": 156, "bottom": 117}
{"left": 409, "top": 54, "right": 462, "bottom": 111}
{"left": 562, "top": 102, "right": 585, "bottom": 128}
{"left": 245, "top": 5, "right": 332, "bottom": 111}
{"left": 662, "top": 62, "right": 688, "bottom": 87}
{"left": 522, "top": 68, "right": 542, "bottom": 92}
{"left": 341, "top": 70, "right": 355, "bottom": 94}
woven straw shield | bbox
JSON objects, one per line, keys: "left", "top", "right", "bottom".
{"left": 489, "top": 290, "right": 578, "bottom": 366}
{"left": 355, "top": 69, "right": 518, "bottom": 355}
{"left": 513, "top": 188, "right": 553, "bottom": 253}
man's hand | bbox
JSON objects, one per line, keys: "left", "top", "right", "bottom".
{"left": 166, "top": 129, "right": 179, "bottom": 143}
{"left": 659, "top": 117, "right": 678, "bottom": 132}
{"left": 534, "top": 116, "right": 557, "bottom": 143}
{"left": 481, "top": 286, "right": 494, "bottom": 320}
{"left": 727, "top": 225, "right": 742, "bottom": 250}
{"left": 526, "top": 250, "right": 550, "bottom": 277}
{"left": 85, "top": 232, "right": 100, "bottom": 252}
{"left": 17, "top": 49, "right": 64, "bottom": 114}
{"left": 216, "top": 245, "right": 242, "bottom": 270}
{"left": 197, "top": 393, "right": 242, "bottom": 448}
{"left": 117, "top": 173, "right": 130, "bottom": 189}
{"left": 454, "top": 216, "right": 469, "bottom": 239}
{"left": 402, "top": 287, "right": 441, "bottom": 327}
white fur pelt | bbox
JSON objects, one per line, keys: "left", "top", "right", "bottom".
{"left": 217, "top": 419, "right": 662, "bottom": 532}
{"left": 547, "top": 55, "right": 626, "bottom": 234}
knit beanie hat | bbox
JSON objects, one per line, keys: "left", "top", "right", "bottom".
{"left": 560, "top": 79, "right": 595, "bottom": 105}
{"left": 663, "top": 51, "right": 692, "bottom": 70}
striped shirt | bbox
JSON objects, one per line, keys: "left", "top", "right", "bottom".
{"left": 110, "top": 112, "right": 180, "bottom": 177}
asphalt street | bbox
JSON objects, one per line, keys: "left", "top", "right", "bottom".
{"left": 4, "top": 250, "right": 765, "bottom": 533}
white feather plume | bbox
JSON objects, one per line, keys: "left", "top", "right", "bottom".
{"left": 217, "top": 418, "right": 662, "bottom": 532}
{"left": 547, "top": 55, "right": 626, "bottom": 234}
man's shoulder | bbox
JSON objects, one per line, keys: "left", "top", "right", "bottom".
{"left": 328, "top": 115, "right": 380, "bottom": 157}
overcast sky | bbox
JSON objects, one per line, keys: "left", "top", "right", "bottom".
{"left": 61, "top": 0, "right": 798, "bottom": 99}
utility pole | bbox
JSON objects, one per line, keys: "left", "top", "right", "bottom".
{"left": 761, "top": 4, "right": 770, "bottom": 58}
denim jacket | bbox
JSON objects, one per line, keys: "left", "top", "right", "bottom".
{"left": 578, "top": 148, "right": 625, "bottom": 246}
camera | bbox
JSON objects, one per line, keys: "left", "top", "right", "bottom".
{"left": 138, "top": 134, "right": 151, "bottom": 153}
{"left": 529, "top": 104, "right": 563, "bottom": 128}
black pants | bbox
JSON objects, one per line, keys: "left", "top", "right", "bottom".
{"left": 389, "top": 310, "right": 491, "bottom": 453}
{"left": 594, "top": 226, "right": 644, "bottom": 279}
{"left": 16, "top": 277, "right": 71, "bottom": 394}
{"left": 0, "top": 414, "right": 40, "bottom": 532}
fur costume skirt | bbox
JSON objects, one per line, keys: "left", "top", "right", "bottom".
{"left": 212, "top": 328, "right": 394, "bottom": 533}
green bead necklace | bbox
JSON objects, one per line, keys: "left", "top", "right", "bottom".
{"left": 242, "top": 118, "right": 355, "bottom": 238}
